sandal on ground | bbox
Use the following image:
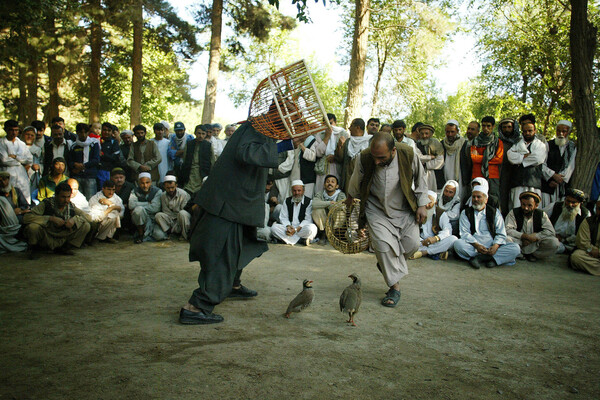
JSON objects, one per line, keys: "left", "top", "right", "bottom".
{"left": 381, "top": 288, "right": 401, "bottom": 307}
{"left": 409, "top": 251, "right": 423, "bottom": 260}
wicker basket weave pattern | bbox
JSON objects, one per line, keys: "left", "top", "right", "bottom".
{"left": 325, "top": 199, "right": 370, "bottom": 254}
{"left": 248, "top": 60, "right": 331, "bottom": 141}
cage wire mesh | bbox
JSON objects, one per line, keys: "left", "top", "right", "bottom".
{"left": 326, "top": 199, "right": 370, "bottom": 254}
{"left": 248, "top": 60, "right": 331, "bottom": 141}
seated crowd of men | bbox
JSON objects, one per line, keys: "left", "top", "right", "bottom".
{"left": 0, "top": 113, "right": 599, "bottom": 276}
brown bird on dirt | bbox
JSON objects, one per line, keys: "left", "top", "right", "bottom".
{"left": 285, "top": 279, "right": 314, "bottom": 318}
{"left": 339, "top": 273, "right": 361, "bottom": 326}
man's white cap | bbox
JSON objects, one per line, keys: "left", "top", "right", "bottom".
{"left": 160, "top": 121, "right": 170, "bottom": 131}
{"left": 471, "top": 177, "right": 489, "bottom": 192}
{"left": 164, "top": 175, "right": 177, "bottom": 182}
{"left": 447, "top": 119, "right": 459, "bottom": 127}
{"left": 444, "top": 180, "right": 458, "bottom": 189}
{"left": 291, "top": 179, "right": 304, "bottom": 187}
{"left": 557, "top": 120, "right": 572, "bottom": 129}
{"left": 121, "top": 129, "right": 133, "bottom": 137}
{"left": 138, "top": 172, "right": 151, "bottom": 180}
{"left": 472, "top": 185, "right": 488, "bottom": 196}
{"left": 427, "top": 190, "right": 438, "bottom": 201}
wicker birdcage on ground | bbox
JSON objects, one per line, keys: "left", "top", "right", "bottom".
{"left": 325, "top": 199, "right": 370, "bottom": 254}
{"left": 248, "top": 60, "right": 331, "bottom": 141}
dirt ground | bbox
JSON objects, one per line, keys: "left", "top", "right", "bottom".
{"left": 1, "top": 238, "right": 599, "bottom": 400}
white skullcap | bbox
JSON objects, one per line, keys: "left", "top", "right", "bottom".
{"left": 427, "top": 190, "right": 438, "bottom": 201}
{"left": 447, "top": 119, "right": 459, "bottom": 127}
{"left": 472, "top": 185, "right": 488, "bottom": 196}
{"left": 160, "top": 121, "right": 170, "bottom": 130}
{"left": 121, "top": 129, "right": 133, "bottom": 137}
{"left": 557, "top": 120, "right": 572, "bottom": 129}
{"left": 291, "top": 179, "right": 304, "bottom": 187}
{"left": 164, "top": 175, "right": 177, "bottom": 182}
{"left": 138, "top": 172, "right": 151, "bottom": 180}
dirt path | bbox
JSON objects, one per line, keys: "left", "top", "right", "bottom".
{"left": 1, "top": 240, "right": 599, "bottom": 399}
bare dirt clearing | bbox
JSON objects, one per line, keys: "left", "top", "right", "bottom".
{"left": 1, "top": 240, "right": 599, "bottom": 399}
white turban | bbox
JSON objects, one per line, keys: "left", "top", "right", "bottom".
{"left": 164, "top": 175, "right": 177, "bottom": 182}
{"left": 471, "top": 177, "right": 489, "bottom": 192}
{"left": 291, "top": 179, "right": 304, "bottom": 187}
{"left": 557, "top": 120, "right": 572, "bottom": 129}
{"left": 121, "top": 130, "right": 133, "bottom": 137}
{"left": 472, "top": 185, "right": 488, "bottom": 196}
{"left": 427, "top": 190, "right": 438, "bottom": 202}
{"left": 138, "top": 172, "right": 151, "bottom": 180}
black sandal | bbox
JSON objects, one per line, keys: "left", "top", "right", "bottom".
{"left": 381, "top": 288, "right": 401, "bottom": 307}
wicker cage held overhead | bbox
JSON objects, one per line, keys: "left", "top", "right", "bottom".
{"left": 248, "top": 60, "right": 331, "bottom": 142}
{"left": 325, "top": 199, "right": 370, "bottom": 254}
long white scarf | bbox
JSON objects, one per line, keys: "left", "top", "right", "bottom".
{"left": 75, "top": 136, "right": 94, "bottom": 163}
{"left": 347, "top": 136, "right": 371, "bottom": 159}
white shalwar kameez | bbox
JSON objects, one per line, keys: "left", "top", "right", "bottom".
{"left": 348, "top": 153, "right": 429, "bottom": 287}
{"left": 274, "top": 149, "right": 294, "bottom": 204}
{"left": 153, "top": 138, "right": 170, "bottom": 183}
{"left": 270, "top": 197, "right": 318, "bottom": 245}
{"left": 89, "top": 192, "right": 125, "bottom": 240}
{"left": 0, "top": 137, "right": 33, "bottom": 204}
{"left": 418, "top": 211, "right": 458, "bottom": 255}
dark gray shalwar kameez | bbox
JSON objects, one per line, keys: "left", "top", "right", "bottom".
{"left": 187, "top": 122, "right": 279, "bottom": 312}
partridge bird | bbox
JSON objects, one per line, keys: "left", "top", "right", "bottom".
{"left": 339, "top": 273, "right": 361, "bottom": 326}
{"left": 285, "top": 280, "right": 314, "bottom": 318}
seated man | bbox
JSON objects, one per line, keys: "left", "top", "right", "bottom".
{"left": 438, "top": 180, "right": 461, "bottom": 235}
{"left": 37, "top": 157, "right": 69, "bottom": 201}
{"left": 545, "top": 188, "right": 590, "bottom": 254}
{"left": 89, "top": 180, "right": 124, "bottom": 243}
{"left": 153, "top": 174, "right": 191, "bottom": 241}
{"left": 23, "top": 181, "right": 91, "bottom": 259}
{"left": 505, "top": 191, "right": 559, "bottom": 261}
{"left": 0, "top": 170, "right": 30, "bottom": 223}
{"left": 265, "top": 178, "right": 282, "bottom": 226}
{"left": 0, "top": 186, "right": 28, "bottom": 254}
{"left": 270, "top": 180, "right": 318, "bottom": 245}
{"left": 570, "top": 199, "right": 600, "bottom": 275}
{"left": 411, "top": 190, "right": 457, "bottom": 260}
{"left": 67, "top": 178, "right": 91, "bottom": 215}
{"left": 129, "top": 172, "right": 162, "bottom": 244}
{"left": 311, "top": 174, "right": 346, "bottom": 244}
{"left": 454, "top": 184, "right": 520, "bottom": 269}
{"left": 110, "top": 167, "right": 135, "bottom": 232}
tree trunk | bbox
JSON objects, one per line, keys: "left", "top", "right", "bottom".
{"left": 17, "top": 65, "right": 27, "bottom": 125}
{"left": 46, "top": 17, "right": 60, "bottom": 122}
{"left": 130, "top": 0, "right": 143, "bottom": 128}
{"left": 201, "top": 0, "right": 223, "bottom": 124}
{"left": 569, "top": 0, "right": 599, "bottom": 195}
{"left": 26, "top": 51, "right": 39, "bottom": 123}
{"left": 370, "top": 42, "right": 387, "bottom": 117}
{"left": 89, "top": 0, "right": 102, "bottom": 124}
{"left": 343, "top": 0, "right": 370, "bottom": 128}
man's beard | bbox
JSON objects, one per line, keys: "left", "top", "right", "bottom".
{"left": 473, "top": 202, "right": 485, "bottom": 211}
{"left": 442, "top": 195, "right": 453, "bottom": 204}
{"left": 292, "top": 196, "right": 303, "bottom": 204}
{"left": 560, "top": 204, "right": 580, "bottom": 222}
{"left": 555, "top": 137, "right": 568, "bottom": 146}
{"left": 419, "top": 138, "right": 430, "bottom": 146}
{"left": 426, "top": 206, "right": 435, "bottom": 220}
{"left": 523, "top": 209, "right": 534, "bottom": 217}
{"left": 0, "top": 185, "right": 11, "bottom": 194}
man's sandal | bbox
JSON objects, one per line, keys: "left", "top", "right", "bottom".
{"left": 381, "top": 288, "right": 401, "bottom": 308}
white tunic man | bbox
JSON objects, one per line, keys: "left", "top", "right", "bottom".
{"left": 541, "top": 120, "right": 577, "bottom": 208}
{"left": 438, "top": 180, "right": 461, "bottom": 235}
{"left": 505, "top": 191, "right": 559, "bottom": 261}
{"left": 311, "top": 174, "right": 347, "bottom": 244}
{"left": 454, "top": 184, "right": 520, "bottom": 269}
{"left": 544, "top": 188, "right": 590, "bottom": 254}
{"left": 347, "top": 132, "right": 429, "bottom": 307}
{"left": 0, "top": 120, "right": 33, "bottom": 204}
{"left": 153, "top": 174, "right": 191, "bottom": 241}
{"left": 270, "top": 180, "right": 318, "bottom": 245}
{"left": 506, "top": 118, "right": 548, "bottom": 208}
{"left": 411, "top": 190, "right": 458, "bottom": 261}
{"left": 129, "top": 172, "right": 162, "bottom": 244}
{"left": 89, "top": 180, "right": 124, "bottom": 243}
{"left": 415, "top": 124, "right": 444, "bottom": 191}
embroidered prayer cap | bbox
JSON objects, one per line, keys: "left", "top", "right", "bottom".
{"left": 138, "top": 172, "right": 152, "bottom": 180}
{"left": 519, "top": 191, "right": 541, "bottom": 204}
{"left": 427, "top": 190, "right": 438, "bottom": 201}
{"left": 120, "top": 129, "right": 133, "bottom": 137}
{"left": 291, "top": 179, "right": 304, "bottom": 187}
{"left": 566, "top": 188, "right": 586, "bottom": 203}
{"left": 557, "top": 120, "right": 573, "bottom": 129}
{"left": 0, "top": 170, "right": 10, "bottom": 178}
{"left": 472, "top": 185, "right": 488, "bottom": 196}
{"left": 418, "top": 124, "right": 435, "bottom": 134}
{"left": 164, "top": 175, "right": 177, "bottom": 183}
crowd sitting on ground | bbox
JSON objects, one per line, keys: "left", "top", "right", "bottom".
{"left": 1, "top": 113, "right": 599, "bottom": 277}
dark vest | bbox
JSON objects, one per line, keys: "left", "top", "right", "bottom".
{"left": 587, "top": 215, "right": 600, "bottom": 246}
{"left": 179, "top": 140, "right": 212, "bottom": 187}
{"left": 549, "top": 202, "right": 588, "bottom": 232}
{"left": 541, "top": 140, "right": 569, "bottom": 194}
{"left": 514, "top": 141, "right": 542, "bottom": 188}
{"left": 271, "top": 151, "right": 292, "bottom": 180}
{"left": 430, "top": 207, "right": 446, "bottom": 234}
{"left": 512, "top": 208, "right": 543, "bottom": 233}
{"left": 133, "top": 186, "right": 160, "bottom": 203}
{"left": 299, "top": 137, "right": 317, "bottom": 184}
{"left": 358, "top": 143, "right": 416, "bottom": 228}
{"left": 465, "top": 205, "right": 497, "bottom": 237}
{"left": 285, "top": 196, "right": 311, "bottom": 224}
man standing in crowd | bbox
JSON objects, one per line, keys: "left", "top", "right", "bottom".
{"left": 98, "top": 122, "right": 121, "bottom": 189}
{"left": 168, "top": 121, "right": 194, "bottom": 176}
{"left": 179, "top": 124, "right": 212, "bottom": 195}
{"left": 68, "top": 124, "right": 100, "bottom": 199}
{"left": 505, "top": 191, "right": 558, "bottom": 261}
{"left": 498, "top": 118, "right": 521, "bottom": 215}
{"left": 335, "top": 118, "right": 371, "bottom": 193}
{"left": 153, "top": 122, "right": 170, "bottom": 184}
{"left": 346, "top": 132, "right": 428, "bottom": 308}
{"left": 453, "top": 184, "right": 520, "bottom": 269}
{"left": 438, "top": 119, "right": 466, "bottom": 190}
{"left": 127, "top": 125, "right": 162, "bottom": 184}
{"left": 460, "top": 121, "right": 480, "bottom": 200}
{"left": 0, "top": 120, "right": 33, "bottom": 204}
{"left": 271, "top": 180, "right": 318, "bottom": 245}
{"left": 44, "top": 124, "right": 73, "bottom": 174}
{"left": 415, "top": 124, "right": 444, "bottom": 191}
{"left": 391, "top": 120, "right": 416, "bottom": 150}
{"left": 366, "top": 118, "right": 380, "bottom": 135}
{"left": 541, "top": 120, "right": 576, "bottom": 208}
{"left": 469, "top": 116, "right": 503, "bottom": 206}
